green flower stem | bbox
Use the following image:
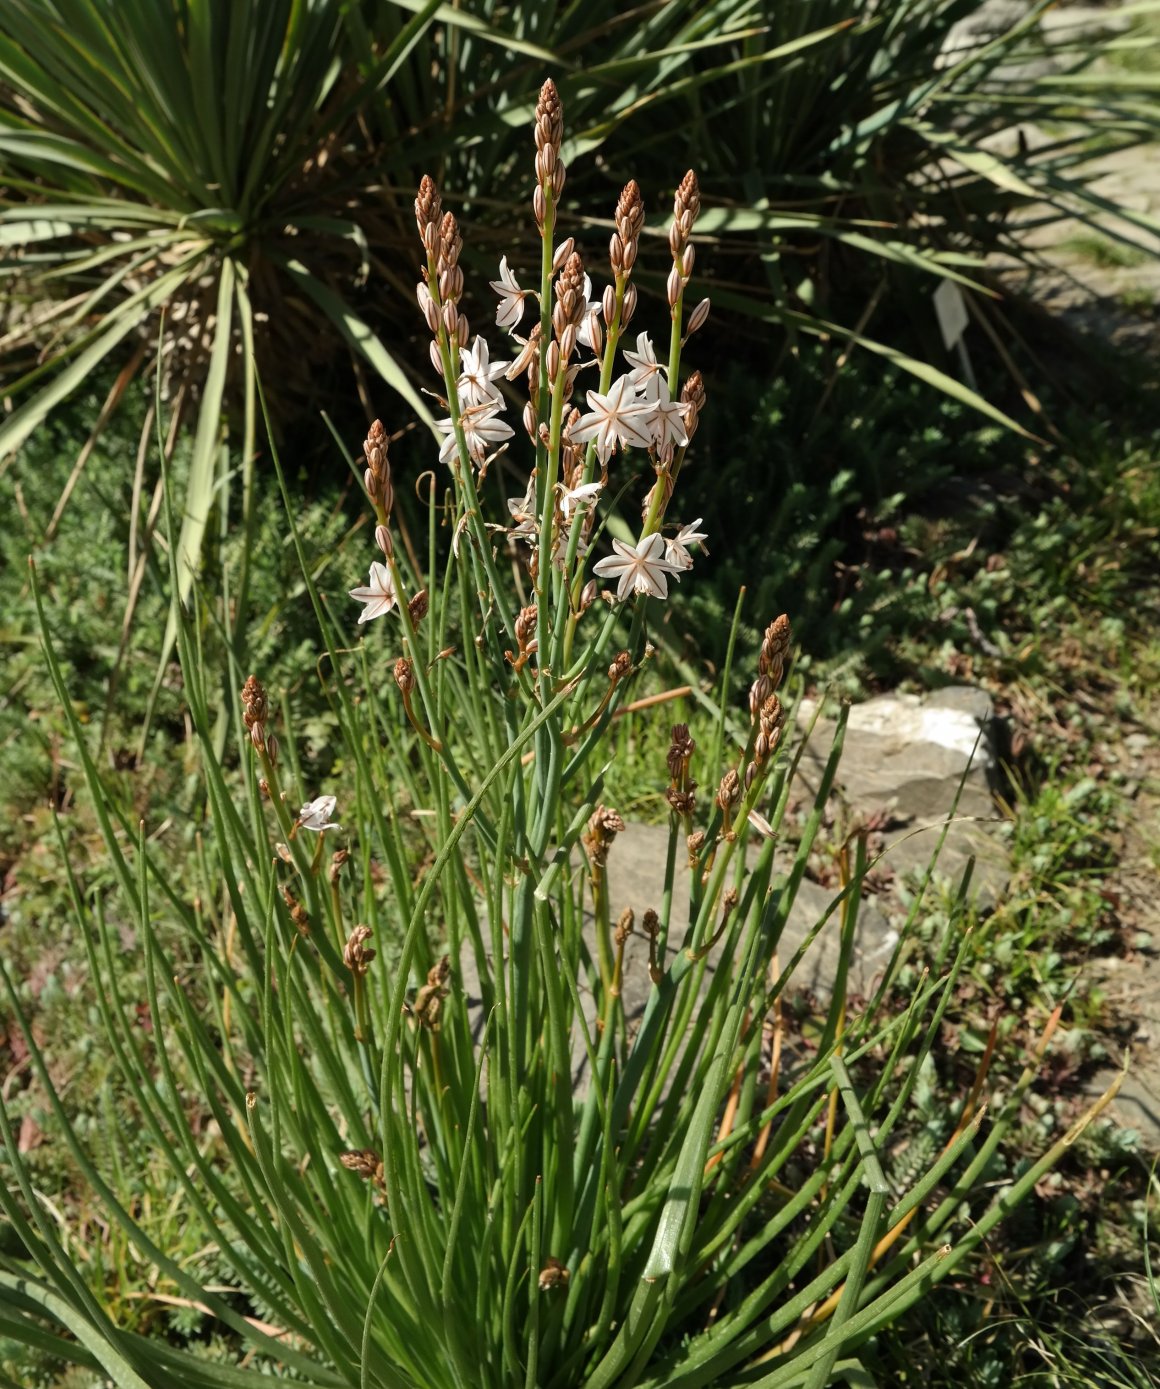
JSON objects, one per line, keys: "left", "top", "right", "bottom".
{"left": 379, "top": 547, "right": 501, "bottom": 855}
{"left": 423, "top": 250, "right": 518, "bottom": 649}
{"left": 553, "top": 273, "right": 627, "bottom": 674}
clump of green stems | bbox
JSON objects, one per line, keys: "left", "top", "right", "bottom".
{"left": 0, "top": 79, "right": 1120, "bottom": 1389}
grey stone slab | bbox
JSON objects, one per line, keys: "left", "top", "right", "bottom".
{"left": 606, "top": 824, "right": 895, "bottom": 1011}
{"left": 791, "top": 688, "right": 1010, "bottom": 907}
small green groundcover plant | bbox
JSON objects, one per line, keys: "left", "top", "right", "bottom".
{"left": 0, "top": 81, "right": 1119, "bottom": 1388}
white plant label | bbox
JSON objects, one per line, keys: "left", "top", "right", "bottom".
{"left": 934, "top": 277, "right": 969, "bottom": 351}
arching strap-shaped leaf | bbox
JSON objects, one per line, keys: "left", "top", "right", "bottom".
{"left": 273, "top": 253, "right": 436, "bottom": 431}
{"left": 0, "top": 1272, "right": 152, "bottom": 1389}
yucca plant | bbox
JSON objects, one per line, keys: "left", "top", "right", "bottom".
{"left": 0, "top": 81, "right": 1122, "bottom": 1388}
{"left": 0, "top": 0, "right": 454, "bottom": 669}
{"left": 3, "top": 2, "right": 1158, "bottom": 719}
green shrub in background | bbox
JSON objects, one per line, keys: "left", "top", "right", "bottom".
{"left": 3, "top": 0, "right": 1160, "bottom": 654}
{"left": 0, "top": 80, "right": 1120, "bottom": 1389}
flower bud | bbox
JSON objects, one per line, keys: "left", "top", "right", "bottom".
{"left": 552, "top": 236, "right": 574, "bottom": 271}
{"left": 375, "top": 524, "right": 393, "bottom": 556}
{"left": 408, "top": 590, "right": 429, "bottom": 625}
{"left": 344, "top": 925, "right": 375, "bottom": 976}
{"left": 608, "top": 650, "right": 632, "bottom": 684}
{"left": 666, "top": 266, "right": 682, "bottom": 308}
{"left": 394, "top": 657, "right": 415, "bottom": 696}
{"left": 716, "top": 769, "right": 741, "bottom": 811}
{"left": 687, "top": 297, "right": 711, "bottom": 336}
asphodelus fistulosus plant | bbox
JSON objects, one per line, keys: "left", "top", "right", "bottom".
{"left": 2, "top": 77, "right": 1120, "bottom": 1389}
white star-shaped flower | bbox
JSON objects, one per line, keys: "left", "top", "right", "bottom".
{"left": 648, "top": 380, "right": 689, "bottom": 458}
{"left": 558, "top": 480, "right": 603, "bottom": 519}
{"left": 488, "top": 257, "right": 531, "bottom": 332}
{"left": 592, "top": 532, "right": 682, "bottom": 602}
{"left": 435, "top": 402, "right": 514, "bottom": 467}
{"left": 457, "top": 335, "right": 509, "bottom": 408}
{"left": 349, "top": 561, "right": 397, "bottom": 624}
{"left": 297, "top": 795, "right": 340, "bottom": 832}
{"left": 623, "top": 332, "right": 664, "bottom": 401}
{"left": 665, "top": 518, "right": 708, "bottom": 571}
{"left": 570, "top": 375, "right": 654, "bottom": 464}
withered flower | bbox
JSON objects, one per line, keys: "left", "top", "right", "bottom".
{"left": 583, "top": 805, "right": 626, "bottom": 869}
{"left": 538, "top": 1257, "right": 570, "bottom": 1291}
{"left": 344, "top": 925, "right": 375, "bottom": 976}
{"left": 414, "top": 956, "right": 451, "bottom": 1030}
{"left": 340, "top": 1149, "right": 384, "bottom": 1186}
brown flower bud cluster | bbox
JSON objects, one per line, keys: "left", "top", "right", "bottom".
{"left": 538, "top": 1256, "right": 570, "bottom": 1291}
{"left": 716, "top": 768, "right": 741, "bottom": 812}
{"left": 534, "top": 78, "right": 566, "bottom": 231}
{"left": 665, "top": 723, "right": 696, "bottom": 818}
{"left": 393, "top": 657, "right": 415, "bottom": 697}
{"left": 610, "top": 180, "right": 645, "bottom": 277}
{"left": 605, "top": 180, "right": 643, "bottom": 331}
{"left": 414, "top": 175, "right": 445, "bottom": 360}
{"left": 363, "top": 420, "right": 394, "bottom": 555}
{"left": 642, "top": 907, "right": 662, "bottom": 983}
{"left": 548, "top": 251, "right": 587, "bottom": 387}
{"left": 436, "top": 211, "right": 469, "bottom": 360}
{"left": 242, "top": 674, "right": 270, "bottom": 756}
{"left": 667, "top": 170, "right": 701, "bottom": 308}
{"left": 749, "top": 694, "right": 785, "bottom": 787}
{"left": 414, "top": 174, "right": 442, "bottom": 257}
{"left": 687, "top": 828, "right": 706, "bottom": 868}
{"left": 344, "top": 924, "right": 375, "bottom": 976}
{"left": 680, "top": 371, "right": 707, "bottom": 446}
{"left": 340, "top": 1148, "right": 385, "bottom": 1186}
{"left": 414, "top": 956, "right": 450, "bottom": 1031}
{"left": 583, "top": 804, "right": 626, "bottom": 870}
{"left": 506, "top": 604, "right": 539, "bottom": 674}
{"left": 282, "top": 886, "right": 310, "bottom": 938}
{"left": 749, "top": 615, "right": 792, "bottom": 717}
{"left": 408, "top": 589, "right": 429, "bottom": 626}
{"left": 414, "top": 173, "right": 470, "bottom": 370}
{"left": 608, "top": 650, "right": 633, "bottom": 686}
{"left": 614, "top": 906, "right": 635, "bottom": 946}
